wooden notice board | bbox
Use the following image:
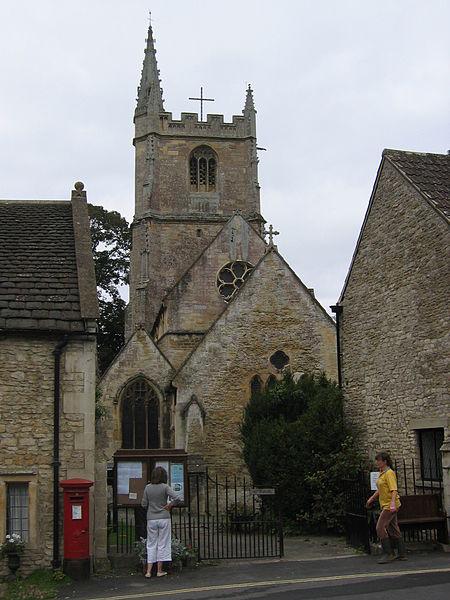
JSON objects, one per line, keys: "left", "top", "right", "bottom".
{"left": 113, "top": 449, "right": 188, "bottom": 507}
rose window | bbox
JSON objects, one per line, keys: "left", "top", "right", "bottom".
{"left": 217, "top": 261, "right": 253, "bottom": 302}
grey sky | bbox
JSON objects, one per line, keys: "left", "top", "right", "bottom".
{"left": 1, "top": 1, "right": 449, "bottom": 310}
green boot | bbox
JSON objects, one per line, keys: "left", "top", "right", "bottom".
{"left": 395, "top": 537, "right": 408, "bottom": 561}
{"left": 378, "top": 538, "right": 396, "bottom": 564}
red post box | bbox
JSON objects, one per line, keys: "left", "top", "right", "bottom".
{"left": 60, "top": 478, "right": 93, "bottom": 579}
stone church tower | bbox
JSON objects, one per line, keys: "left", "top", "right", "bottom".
{"left": 95, "top": 23, "right": 337, "bottom": 560}
{"left": 128, "top": 26, "right": 263, "bottom": 337}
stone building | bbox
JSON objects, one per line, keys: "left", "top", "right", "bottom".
{"left": 95, "top": 24, "right": 337, "bottom": 561}
{"left": 335, "top": 150, "right": 449, "bottom": 477}
{"left": 0, "top": 184, "right": 98, "bottom": 575}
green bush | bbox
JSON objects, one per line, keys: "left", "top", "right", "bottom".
{"left": 241, "top": 372, "right": 361, "bottom": 533}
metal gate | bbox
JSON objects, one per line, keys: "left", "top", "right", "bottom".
{"left": 108, "top": 470, "right": 283, "bottom": 560}
{"left": 343, "top": 471, "right": 375, "bottom": 554}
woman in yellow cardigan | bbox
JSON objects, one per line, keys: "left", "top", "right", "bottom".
{"left": 366, "top": 451, "right": 407, "bottom": 563}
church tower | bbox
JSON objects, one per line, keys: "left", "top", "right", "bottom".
{"left": 128, "top": 24, "right": 264, "bottom": 334}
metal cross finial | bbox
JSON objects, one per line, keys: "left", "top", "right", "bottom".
{"left": 263, "top": 224, "right": 280, "bottom": 246}
{"left": 188, "top": 86, "right": 215, "bottom": 122}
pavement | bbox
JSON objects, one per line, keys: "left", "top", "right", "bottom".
{"left": 58, "top": 537, "right": 450, "bottom": 600}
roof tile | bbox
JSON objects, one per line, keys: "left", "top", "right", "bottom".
{"left": 383, "top": 149, "right": 450, "bottom": 219}
{"left": 0, "top": 200, "right": 87, "bottom": 331}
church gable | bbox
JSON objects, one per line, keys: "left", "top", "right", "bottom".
{"left": 100, "top": 327, "right": 173, "bottom": 402}
{"left": 153, "top": 214, "right": 267, "bottom": 368}
{"left": 97, "top": 328, "right": 174, "bottom": 459}
{"left": 173, "top": 249, "right": 337, "bottom": 472}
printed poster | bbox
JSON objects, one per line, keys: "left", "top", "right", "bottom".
{"left": 170, "top": 463, "right": 185, "bottom": 501}
{"left": 117, "top": 461, "right": 143, "bottom": 495}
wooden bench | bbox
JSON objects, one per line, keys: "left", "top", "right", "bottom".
{"left": 398, "top": 494, "right": 448, "bottom": 543}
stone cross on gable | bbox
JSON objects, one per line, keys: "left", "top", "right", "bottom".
{"left": 263, "top": 224, "right": 279, "bottom": 246}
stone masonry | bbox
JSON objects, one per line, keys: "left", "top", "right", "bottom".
{"left": 338, "top": 152, "right": 450, "bottom": 460}
{"left": 0, "top": 188, "right": 98, "bottom": 576}
{"left": 174, "top": 249, "right": 338, "bottom": 474}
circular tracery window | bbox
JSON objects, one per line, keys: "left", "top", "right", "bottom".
{"left": 217, "top": 260, "right": 253, "bottom": 302}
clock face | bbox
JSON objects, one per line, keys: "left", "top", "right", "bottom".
{"left": 216, "top": 260, "right": 253, "bottom": 302}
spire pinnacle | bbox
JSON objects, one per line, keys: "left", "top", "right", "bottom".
{"left": 136, "top": 17, "right": 164, "bottom": 115}
{"left": 244, "top": 84, "right": 256, "bottom": 114}
{"left": 243, "top": 84, "right": 256, "bottom": 137}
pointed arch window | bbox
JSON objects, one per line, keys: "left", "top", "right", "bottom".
{"left": 121, "top": 379, "right": 160, "bottom": 449}
{"left": 250, "top": 375, "right": 263, "bottom": 399}
{"left": 266, "top": 375, "right": 278, "bottom": 390}
{"left": 190, "top": 146, "right": 216, "bottom": 192}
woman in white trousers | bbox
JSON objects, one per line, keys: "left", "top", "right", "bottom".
{"left": 141, "top": 466, "right": 181, "bottom": 578}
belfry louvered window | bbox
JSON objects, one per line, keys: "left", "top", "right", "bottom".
{"left": 190, "top": 146, "right": 216, "bottom": 192}
{"left": 121, "top": 379, "right": 160, "bottom": 449}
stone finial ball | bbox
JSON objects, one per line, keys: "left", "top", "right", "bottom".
{"left": 74, "top": 181, "right": 84, "bottom": 191}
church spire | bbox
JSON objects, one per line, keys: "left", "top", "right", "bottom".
{"left": 243, "top": 84, "right": 256, "bottom": 137}
{"left": 136, "top": 17, "right": 164, "bottom": 115}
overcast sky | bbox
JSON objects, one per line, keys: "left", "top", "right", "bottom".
{"left": 1, "top": 1, "right": 449, "bottom": 310}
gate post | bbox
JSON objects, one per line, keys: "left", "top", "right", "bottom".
{"left": 440, "top": 437, "right": 450, "bottom": 546}
{"left": 276, "top": 489, "right": 284, "bottom": 558}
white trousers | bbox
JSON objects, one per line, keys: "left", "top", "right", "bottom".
{"left": 146, "top": 519, "right": 171, "bottom": 563}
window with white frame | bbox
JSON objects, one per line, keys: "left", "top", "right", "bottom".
{"left": 7, "top": 483, "right": 29, "bottom": 542}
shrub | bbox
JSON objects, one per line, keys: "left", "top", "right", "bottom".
{"left": 241, "top": 372, "right": 361, "bottom": 533}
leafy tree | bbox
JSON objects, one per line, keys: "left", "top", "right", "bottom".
{"left": 241, "top": 372, "right": 361, "bottom": 532}
{"left": 88, "top": 204, "right": 131, "bottom": 375}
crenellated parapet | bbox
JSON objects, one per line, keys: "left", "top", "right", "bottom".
{"left": 135, "top": 110, "right": 254, "bottom": 140}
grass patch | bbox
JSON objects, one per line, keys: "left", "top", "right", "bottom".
{"left": 5, "top": 568, "right": 70, "bottom": 600}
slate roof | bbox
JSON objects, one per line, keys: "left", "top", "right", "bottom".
{"left": 384, "top": 149, "right": 450, "bottom": 219}
{"left": 0, "top": 200, "right": 94, "bottom": 332}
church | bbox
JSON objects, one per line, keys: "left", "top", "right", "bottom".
{"left": 94, "top": 22, "right": 337, "bottom": 561}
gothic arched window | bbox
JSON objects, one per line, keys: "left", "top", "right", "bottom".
{"left": 190, "top": 146, "right": 216, "bottom": 192}
{"left": 250, "top": 375, "right": 263, "bottom": 398}
{"left": 266, "top": 375, "right": 278, "bottom": 390}
{"left": 121, "top": 378, "right": 160, "bottom": 449}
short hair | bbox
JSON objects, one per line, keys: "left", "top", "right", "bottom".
{"left": 375, "top": 451, "right": 393, "bottom": 468}
{"left": 150, "top": 466, "right": 168, "bottom": 485}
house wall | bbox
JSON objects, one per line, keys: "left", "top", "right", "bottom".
{"left": 339, "top": 160, "right": 450, "bottom": 459}
{"left": 0, "top": 334, "right": 96, "bottom": 576}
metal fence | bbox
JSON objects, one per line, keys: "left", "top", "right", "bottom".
{"left": 107, "top": 470, "right": 283, "bottom": 561}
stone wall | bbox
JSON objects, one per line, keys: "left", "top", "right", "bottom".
{"left": 129, "top": 219, "right": 225, "bottom": 333}
{"left": 173, "top": 249, "right": 337, "bottom": 475}
{"left": 154, "top": 216, "right": 267, "bottom": 367}
{"left": 0, "top": 334, "right": 96, "bottom": 577}
{"left": 339, "top": 160, "right": 450, "bottom": 459}
{"left": 130, "top": 122, "right": 262, "bottom": 332}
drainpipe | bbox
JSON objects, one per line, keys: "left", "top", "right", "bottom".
{"left": 330, "top": 304, "right": 343, "bottom": 389}
{"left": 51, "top": 335, "right": 69, "bottom": 569}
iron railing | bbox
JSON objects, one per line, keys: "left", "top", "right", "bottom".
{"left": 343, "top": 457, "right": 447, "bottom": 552}
{"left": 107, "top": 470, "right": 283, "bottom": 560}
